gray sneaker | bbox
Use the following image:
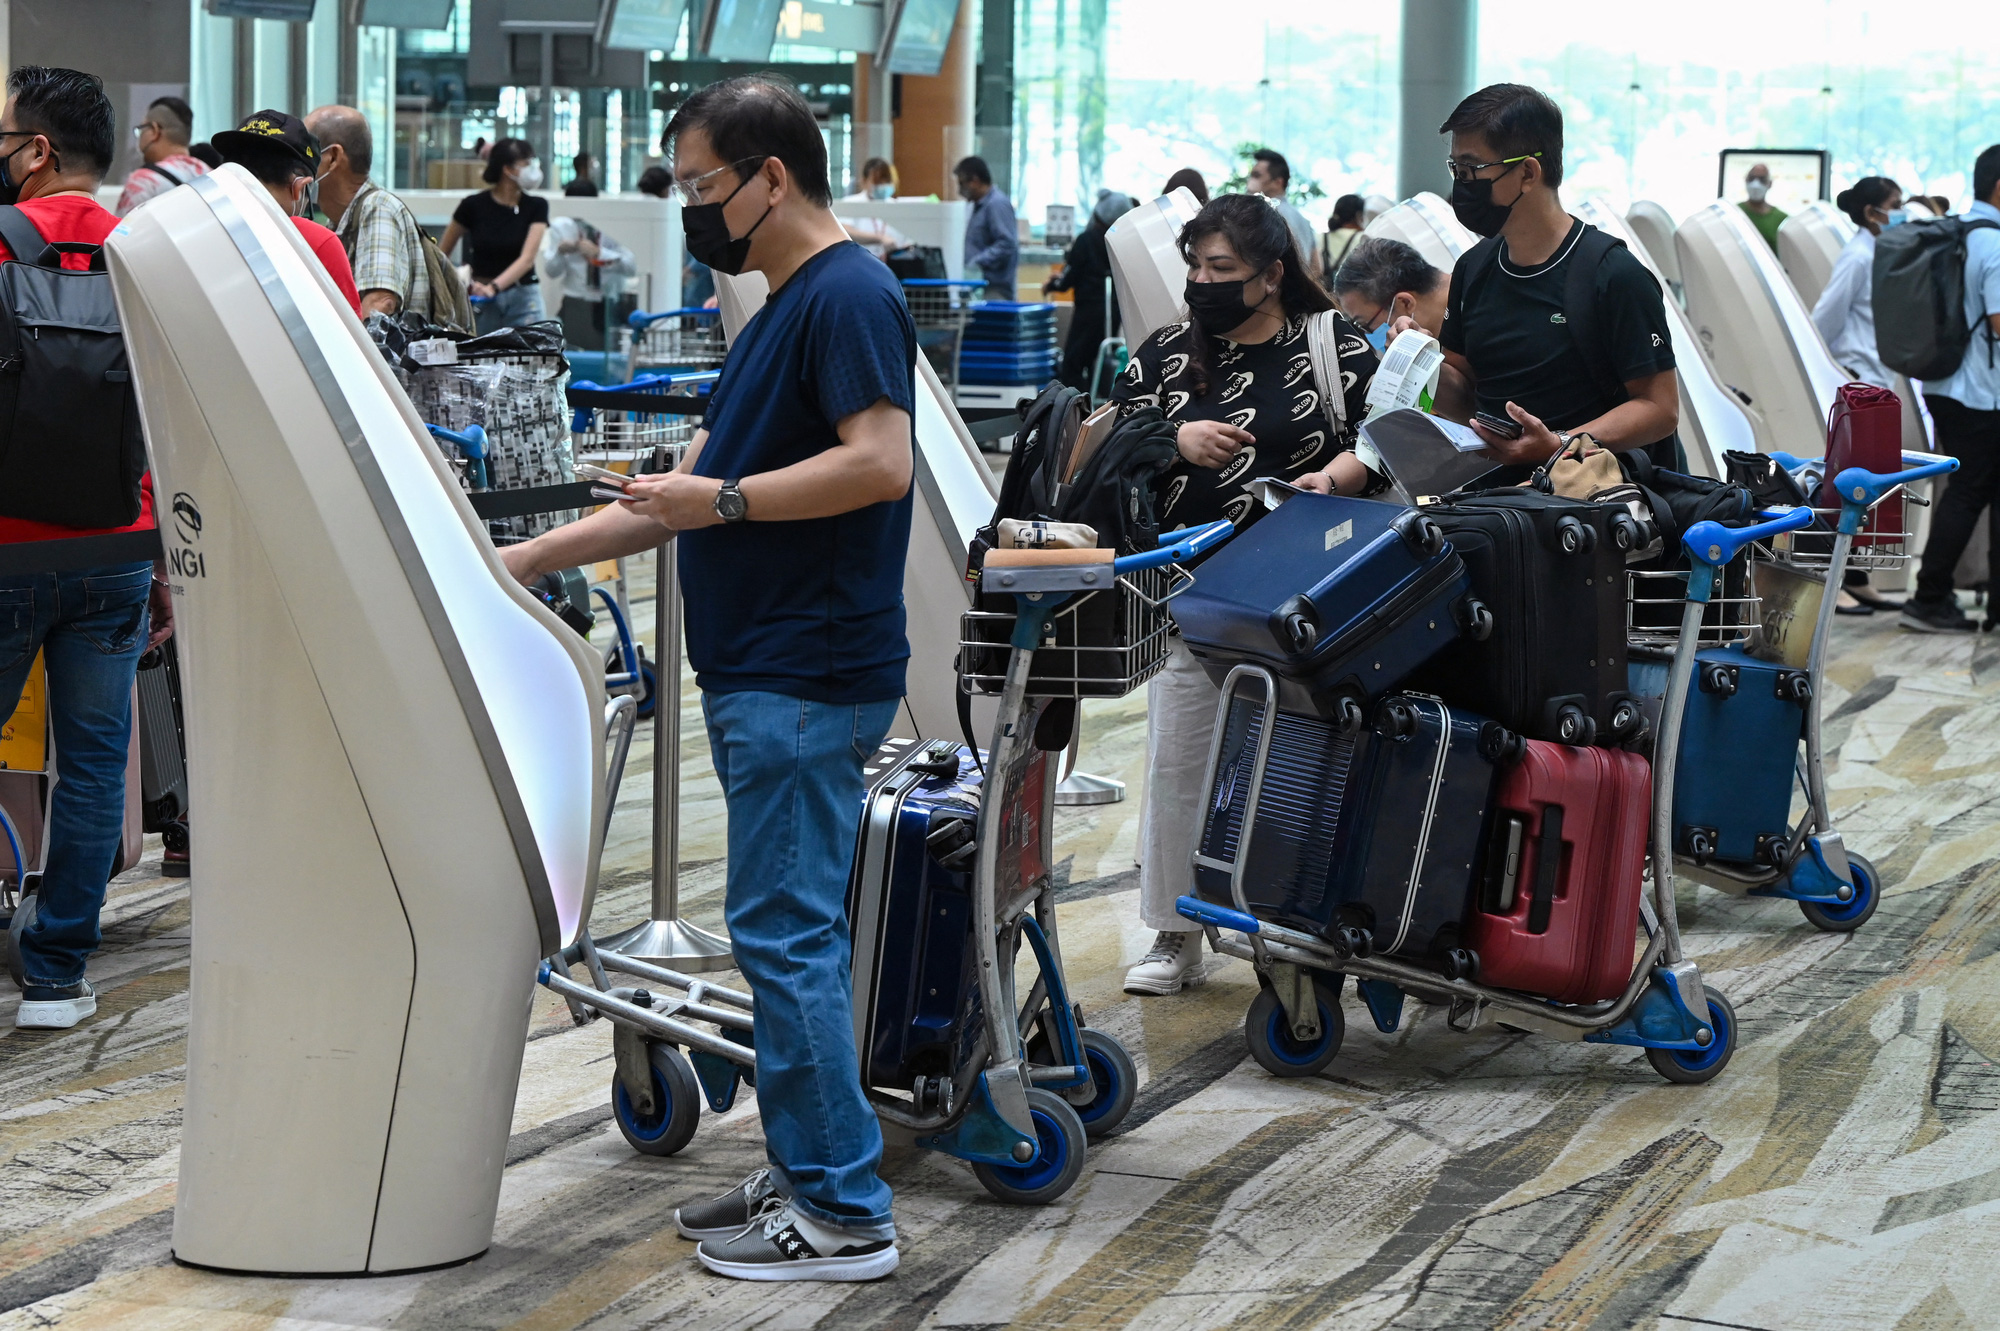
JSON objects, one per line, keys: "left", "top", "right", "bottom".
{"left": 16, "top": 979, "right": 95, "bottom": 1030}
{"left": 695, "top": 1199, "right": 899, "bottom": 1282}
{"left": 675, "top": 1167, "right": 779, "bottom": 1241}
{"left": 1900, "top": 599, "right": 1976, "bottom": 633}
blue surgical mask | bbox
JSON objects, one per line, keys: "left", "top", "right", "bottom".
{"left": 1882, "top": 208, "right": 1908, "bottom": 228}
{"left": 869, "top": 183, "right": 894, "bottom": 201}
{"left": 1366, "top": 321, "right": 1391, "bottom": 353}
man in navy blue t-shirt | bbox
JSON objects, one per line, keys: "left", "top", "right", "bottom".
{"left": 503, "top": 76, "right": 915, "bottom": 1283}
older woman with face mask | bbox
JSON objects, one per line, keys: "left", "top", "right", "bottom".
{"left": 440, "top": 136, "right": 549, "bottom": 333}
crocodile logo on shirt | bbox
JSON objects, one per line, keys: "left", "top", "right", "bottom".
{"left": 1550, "top": 312, "right": 1568, "bottom": 324}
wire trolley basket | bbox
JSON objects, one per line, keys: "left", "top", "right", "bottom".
{"left": 1772, "top": 504, "right": 1915, "bottom": 572}
{"left": 1627, "top": 556, "right": 1765, "bottom": 650}
{"left": 569, "top": 370, "right": 715, "bottom": 468}
{"left": 902, "top": 279, "right": 985, "bottom": 391}
{"left": 623, "top": 307, "right": 726, "bottom": 372}
{"left": 958, "top": 563, "right": 1187, "bottom": 700}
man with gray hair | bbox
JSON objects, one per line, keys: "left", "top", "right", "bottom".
{"left": 115, "top": 95, "right": 207, "bottom": 216}
{"left": 306, "top": 103, "right": 458, "bottom": 324}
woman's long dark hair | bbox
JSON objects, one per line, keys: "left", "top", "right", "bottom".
{"left": 1175, "top": 192, "right": 1332, "bottom": 396}
{"left": 1835, "top": 176, "right": 1900, "bottom": 229}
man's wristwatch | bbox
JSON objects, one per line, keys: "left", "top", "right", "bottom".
{"left": 714, "top": 479, "right": 748, "bottom": 523}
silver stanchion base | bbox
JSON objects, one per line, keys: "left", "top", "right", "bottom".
{"left": 1054, "top": 770, "right": 1126, "bottom": 806}
{"left": 598, "top": 918, "right": 735, "bottom": 972}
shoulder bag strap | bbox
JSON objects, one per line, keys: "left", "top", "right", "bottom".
{"left": 0, "top": 205, "right": 55, "bottom": 269}
{"left": 149, "top": 163, "right": 184, "bottom": 189}
{"left": 1563, "top": 225, "right": 1631, "bottom": 405}
{"left": 1305, "top": 310, "right": 1349, "bottom": 441}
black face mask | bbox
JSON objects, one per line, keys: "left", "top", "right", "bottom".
{"left": 1449, "top": 162, "right": 1524, "bottom": 239}
{"left": 682, "top": 166, "right": 771, "bottom": 276}
{"left": 1183, "top": 277, "right": 1262, "bottom": 335}
{"left": 0, "top": 141, "right": 35, "bottom": 208}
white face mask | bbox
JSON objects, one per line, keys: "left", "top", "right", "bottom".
{"left": 1745, "top": 178, "right": 1770, "bottom": 203}
{"left": 516, "top": 161, "right": 543, "bottom": 191}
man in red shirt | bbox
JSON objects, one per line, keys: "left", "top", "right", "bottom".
{"left": 0, "top": 66, "right": 170, "bottom": 1030}
{"left": 213, "top": 111, "right": 363, "bottom": 316}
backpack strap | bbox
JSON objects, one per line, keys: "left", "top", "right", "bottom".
{"left": 0, "top": 205, "right": 57, "bottom": 269}
{"left": 1561, "top": 225, "right": 1629, "bottom": 406}
{"left": 1304, "top": 310, "right": 1349, "bottom": 442}
{"left": 148, "top": 163, "right": 185, "bottom": 189}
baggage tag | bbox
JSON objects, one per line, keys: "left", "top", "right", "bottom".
{"left": 1246, "top": 477, "right": 1308, "bottom": 511}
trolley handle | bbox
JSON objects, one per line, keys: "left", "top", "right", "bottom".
{"left": 1115, "top": 520, "right": 1234, "bottom": 574}
{"left": 1683, "top": 507, "right": 1813, "bottom": 568}
{"left": 628, "top": 307, "right": 721, "bottom": 330}
{"left": 1834, "top": 456, "right": 1959, "bottom": 511}
{"left": 426, "top": 422, "right": 489, "bottom": 489}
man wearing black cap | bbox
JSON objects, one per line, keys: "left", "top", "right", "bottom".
{"left": 213, "top": 110, "right": 361, "bottom": 315}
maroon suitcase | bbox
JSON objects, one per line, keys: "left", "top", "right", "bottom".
{"left": 1463, "top": 740, "right": 1649, "bottom": 1003}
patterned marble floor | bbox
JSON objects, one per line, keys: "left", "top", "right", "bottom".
{"left": 1, "top": 560, "right": 1998, "bottom": 1330}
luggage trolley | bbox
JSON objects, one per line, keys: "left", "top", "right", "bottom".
{"left": 1633, "top": 453, "right": 1958, "bottom": 933}
{"left": 624, "top": 308, "right": 727, "bottom": 373}
{"left": 534, "top": 520, "right": 1236, "bottom": 1203}
{"left": 902, "top": 278, "right": 986, "bottom": 393}
{"left": 1176, "top": 507, "right": 1818, "bottom": 1086}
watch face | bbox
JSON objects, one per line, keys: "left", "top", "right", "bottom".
{"left": 717, "top": 485, "right": 747, "bottom": 520}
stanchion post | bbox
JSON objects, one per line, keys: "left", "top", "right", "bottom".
{"left": 600, "top": 541, "right": 734, "bottom": 969}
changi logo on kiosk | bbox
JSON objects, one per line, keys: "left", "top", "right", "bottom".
{"left": 169, "top": 492, "right": 207, "bottom": 579}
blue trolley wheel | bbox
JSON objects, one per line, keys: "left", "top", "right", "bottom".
{"left": 612, "top": 1042, "right": 702, "bottom": 1156}
{"left": 1799, "top": 851, "right": 1880, "bottom": 933}
{"left": 1646, "top": 990, "right": 1738, "bottom": 1085}
{"left": 971, "top": 1088, "right": 1087, "bottom": 1205}
{"left": 1071, "top": 1029, "right": 1137, "bottom": 1140}
{"left": 1244, "top": 975, "right": 1345, "bottom": 1078}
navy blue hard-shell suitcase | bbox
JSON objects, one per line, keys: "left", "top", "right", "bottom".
{"left": 846, "top": 737, "right": 984, "bottom": 1089}
{"left": 1169, "top": 494, "right": 1484, "bottom": 723}
{"left": 1195, "top": 683, "right": 1514, "bottom": 973}
{"left": 1630, "top": 644, "right": 1810, "bottom": 866}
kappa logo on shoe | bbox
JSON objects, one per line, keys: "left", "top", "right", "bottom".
{"left": 776, "top": 1227, "right": 820, "bottom": 1260}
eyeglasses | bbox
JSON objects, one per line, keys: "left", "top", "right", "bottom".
{"left": 133, "top": 122, "right": 162, "bottom": 139}
{"left": 668, "top": 156, "right": 768, "bottom": 208}
{"left": 1444, "top": 152, "right": 1540, "bottom": 183}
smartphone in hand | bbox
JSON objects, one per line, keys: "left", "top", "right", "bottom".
{"left": 1473, "top": 410, "right": 1524, "bottom": 441}
{"left": 575, "top": 462, "right": 633, "bottom": 489}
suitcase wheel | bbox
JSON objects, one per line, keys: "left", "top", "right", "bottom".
{"left": 1556, "top": 515, "right": 1596, "bottom": 554}
{"left": 1699, "top": 662, "right": 1739, "bottom": 697}
{"left": 1609, "top": 698, "right": 1644, "bottom": 739}
{"left": 1333, "top": 694, "right": 1366, "bottom": 736}
{"left": 611, "top": 1041, "right": 702, "bottom": 1157}
{"left": 1439, "top": 947, "right": 1479, "bottom": 982}
{"left": 1775, "top": 671, "right": 1813, "bottom": 704}
{"left": 1476, "top": 721, "right": 1526, "bottom": 765}
{"left": 1394, "top": 511, "right": 1446, "bottom": 558}
{"left": 1458, "top": 597, "right": 1495, "bottom": 642}
{"left": 1375, "top": 698, "right": 1419, "bottom": 741}
{"left": 1799, "top": 851, "right": 1881, "bottom": 933}
{"left": 1334, "top": 925, "right": 1373, "bottom": 960}
{"left": 1608, "top": 513, "right": 1644, "bottom": 552}
{"left": 1682, "top": 827, "right": 1717, "bottom": 863}
{"left": 1555, "top": 703, "right": 1592, "bottom": 745}
{"left": 1245, "top": 976, "right": 1345, "bottom": 1078}
{"left": 1276, "top": 594, "right": 1320, "bottom": 654}
{"left": 1646, "top": 990, "right": 1738, "bottom": 1085}
{"left": 972, "top": 1088, "right": 1087, "bottom": 1204}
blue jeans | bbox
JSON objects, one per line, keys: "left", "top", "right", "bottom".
{"left": 474, "top": 281, "right": 545, "bottom": 335}
{"left": 702, "top": 690, "right": 900, "bottom": 1239}
{"left": 0, "top": 563, "right": 151, "bottom": 988}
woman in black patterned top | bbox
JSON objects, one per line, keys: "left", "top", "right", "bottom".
{"left": 1110, "top": 192, "right": 1380, "bottom": 530}
{"left": 1119, "top": 192, "right": 1381, "bottom": 1000}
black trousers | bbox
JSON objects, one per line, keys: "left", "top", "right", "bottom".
{"left": 1915, "top": 396, "right": 2000, "bottom": 603}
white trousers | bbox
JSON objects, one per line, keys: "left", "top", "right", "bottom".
{"left": 1137, "top": 639, "right": 1222, "bottom": 933}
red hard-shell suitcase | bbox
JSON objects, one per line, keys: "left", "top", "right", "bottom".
{"left": 1463, "top": 741, "right": 1649, "bottom": 1003}
{"left": 1820, "top": 382, "right": 1903, "bottom": 548}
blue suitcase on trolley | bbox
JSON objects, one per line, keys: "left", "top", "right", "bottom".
{"left": 846, "top": 737, "right": 985, "bottom": 1090}
{"left": 1170, "top": 494, "right": 1482, "bottom": 723}
{"left": 1630, "top": 644, "right": 1810, "bottom": 866}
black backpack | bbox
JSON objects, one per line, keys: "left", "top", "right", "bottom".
{"left": 1873, "top": 216, "right": 2000, "bottom": 380}
{"left": 1457, "top": 224, "right": 1685, "bottom": 471}
{"left": 0, "top": 206, "right": 144, "bottom": 529}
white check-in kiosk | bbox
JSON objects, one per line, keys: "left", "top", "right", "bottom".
{"left": 107, "top": 165, "right": 607, "bottom": 1275}
{"left": 1778, "top": 200, "right": 1856, "bottom": 308}
{"left": 1104, "top": 187, "right": 1201, "bottom": 347}
{"left": 1676, "top": 201, "right": 1852, "bottom": 458}
{"left": 1360, "top": 191, "right": 1475, "bottom": 272}
{"left": 1625, "top": 201, "right": 1682, "bottom": 295}
{"left": 709, "top": 271, "right": 998, "bottom": 744}
{"left": 1576, "top": 199, "right": 1757, "bottom": 478}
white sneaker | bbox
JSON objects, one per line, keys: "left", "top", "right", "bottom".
{"left": 16, "top": 978, "right": 95, "bottom": 1030}
{"left": 1123, "top": 930, "right": 1207, "bottom": 996}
